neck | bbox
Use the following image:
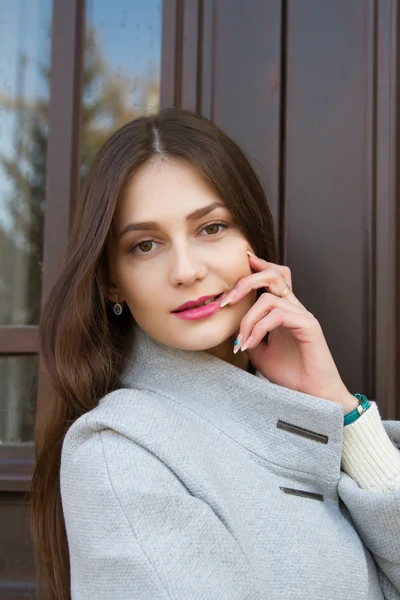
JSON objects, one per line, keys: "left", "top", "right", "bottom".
{"left": 205, "top": 336, "right": 249, "bottom": 371}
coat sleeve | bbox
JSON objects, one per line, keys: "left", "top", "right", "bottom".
{"left": 338, "top": 409, "right": 400, "bottom": 598}
{"left": 60, "top": 420, "right": 263, "bottom": 600}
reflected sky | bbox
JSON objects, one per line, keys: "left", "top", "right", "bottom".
{"left": 0, "top": 0, "right": 51, "bottom": 227}
{"left": 0, "top": 0, "right": 162, "bottom": 227}
{"left": 86, "top": 0, "right": 161, "bottom": 76}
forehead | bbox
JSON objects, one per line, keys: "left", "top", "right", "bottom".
{"left": 116, "top": 157, "right": 223, "bottom": 225}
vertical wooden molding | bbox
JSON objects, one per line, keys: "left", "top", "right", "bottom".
{"left": 160, "top": 0, "right": 201, "bottom": 111}
{"left": 374, "top": 0, "right": 399, "bottom": 418}
{"left": 278, "top": 0, "right": 288, "bottom": 263}
{"left": 160, "top": 0, "right": 178, "bottom": 107}
{"left": 37, "top": 0, "right": 85, "bottom": 426}
{"left": 180, "top": 0, "right": 200, "bottom": 110}
{"left": 41, "top": 0, "right": 85, "bottom": 303}
{"left": 199, "top": 0, "right": 215, "bottom": 118}
{"left": 365, "top": 0, "right": 377, "bottom": 403}
{"left": 397, "top": 4, "right": 400, "bottom": 421}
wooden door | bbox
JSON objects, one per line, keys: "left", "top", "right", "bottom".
{"left": 162, "top": 0, "right": 399, "bottom": 418}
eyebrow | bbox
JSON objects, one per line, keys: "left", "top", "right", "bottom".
{"left": 118, "top": 201, "right": 227, "bottom": 239}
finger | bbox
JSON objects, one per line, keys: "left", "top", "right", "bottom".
{"left": 241, "top": 307, "right": 319, "bottom": 351}
{"left": 220, "top": 260, "right": 302, "bottom": 308}
{"left": 247, "top": 252, "right": 293, "bottom": 288}
{"left": 235, "top": 293, "right": 305, "bottom": 351}
{"left": 247, "top": 253, "right": 305, "bottom": 307}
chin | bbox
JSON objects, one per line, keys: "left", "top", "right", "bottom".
{"left": 137, "top": 310, "right": 243, "bottom": 352}
{"left": 142, "top": 326, "right": 234, "bottom": 352}
{"left": 170, "top": 322, "right": 237, "bottom": 352}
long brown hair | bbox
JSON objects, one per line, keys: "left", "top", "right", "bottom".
{"left": 31, "top": 108, "right": 278, "bottom": 599}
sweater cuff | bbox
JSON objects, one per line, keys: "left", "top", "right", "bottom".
{"left": 341, "top": 401, "right": 400, "bottom": 492}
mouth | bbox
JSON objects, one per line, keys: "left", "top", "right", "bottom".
{"left": 171, "top": 293, "right": 225, "bottom": 321}
{"left": 172, "top": 293, "right": 224, "bottom": 313}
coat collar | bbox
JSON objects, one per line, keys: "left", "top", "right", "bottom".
{"left": 122, "top": 327, "right": 345, "bottom": 482}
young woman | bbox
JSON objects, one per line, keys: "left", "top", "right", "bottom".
{"left": 31, "top": 108, "right": 400, "bottom": 600}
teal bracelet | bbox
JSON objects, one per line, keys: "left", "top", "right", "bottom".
{"left": 343, "top": 393, "right": 371, "bottom": 426}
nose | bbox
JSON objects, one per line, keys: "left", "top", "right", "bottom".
{"left": 169, "top": 243, "right": 208, "bottom": 287}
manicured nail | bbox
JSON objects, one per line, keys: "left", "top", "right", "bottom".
{"left": 241, "top": 336, "right": 253, "bottom": 352}
{"left": 220, "top": 289, "right": 237, "bottom": 307}
{"left": 247, "top": 250, "right": 256, "bottom": 258}
{"left": 233, "top": 334, "right": 243, "bottom": 354}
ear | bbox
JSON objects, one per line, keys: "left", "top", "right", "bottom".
{"left": 105, "top": 283, "right": 125, "bottom": 304}
{"left": 103, "top": 253, "right": 125, "bottom": 303}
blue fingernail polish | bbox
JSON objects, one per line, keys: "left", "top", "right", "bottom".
{"left": 233, "top": 334, "right": 243, "bottom": 354}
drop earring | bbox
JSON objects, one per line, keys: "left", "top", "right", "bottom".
{"left": 113, "top": 295, "right": 123, "bottom": 316}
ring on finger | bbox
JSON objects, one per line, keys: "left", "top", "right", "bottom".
{"left": 279, "top": 283, "right": 292, "bottom": 298}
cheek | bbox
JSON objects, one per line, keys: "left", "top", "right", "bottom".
{"left": 227, "top": 254, "right": 253, "bottom": 284}
{"left": 113, "top": 259, "right": 150, "bottom": 307}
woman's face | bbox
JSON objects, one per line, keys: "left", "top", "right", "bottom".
{"left": 108, "top": 157, "right": 256, "bottom": 354}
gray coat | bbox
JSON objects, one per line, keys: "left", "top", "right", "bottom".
{"left": 61, "top": 328, "right": 400, "bottom": 599}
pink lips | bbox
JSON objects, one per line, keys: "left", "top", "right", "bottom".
{"left": 172, "top": 293, "right": 224, "bottom": 321}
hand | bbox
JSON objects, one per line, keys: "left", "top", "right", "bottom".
{"left": 222, "top": 252, "right": 358, "bottom": 413}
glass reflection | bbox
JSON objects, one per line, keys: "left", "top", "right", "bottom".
{"left": 0, "top": 0, "right": 52, "bottom": 325}
{"left": 81, "top": 0, "right": 162, "bottom": 180}
{"left": 0, "top": 355, "right": 37, "bottom": 442}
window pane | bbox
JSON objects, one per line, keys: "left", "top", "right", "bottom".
{"left": 0, "top": 0, "right": 52, "bottom": 325}
{"left": 81, "top": 0, "right": 162, "bottom": 180}
{"left": 0, "top": 355, "right": 37, "bottom": 442}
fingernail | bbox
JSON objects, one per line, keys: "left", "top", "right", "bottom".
{"left": 246, "top": 250, "right": 256, "bottom": 258}
{"left": 241, "top": 336, "right": 253, "bottom": 352}
{"left": 233, "top": 334, "right": 243, "bottom": 354}
{"left": 220, "top": 289, "right": 237, "bottom": 307}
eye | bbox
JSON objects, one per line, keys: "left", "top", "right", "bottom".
{"left": 130, "top": 239, "right": 159, "bottom": 254}
{"left": 201, "top": 222, "right": 228, "bottom": 236}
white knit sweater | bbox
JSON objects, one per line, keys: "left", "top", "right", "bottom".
{"left": 341, "top": 402, "right": 400, "bottom": 491}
